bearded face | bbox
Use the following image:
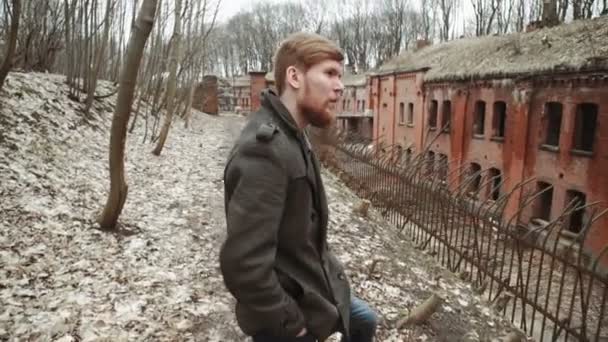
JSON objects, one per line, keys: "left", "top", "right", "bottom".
{"left": 295, "top": 60, "right": 344, "bottom": 128}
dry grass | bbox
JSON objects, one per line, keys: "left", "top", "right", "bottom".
{"left": 342, "top": 73, "right": 367, "bottom": 86}
{"left": 377, "top": 16, "right": 608, "bottom": 82}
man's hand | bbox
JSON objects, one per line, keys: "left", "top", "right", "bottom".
{"left": 296, "top": 327, "right": 307, "bottom": 337}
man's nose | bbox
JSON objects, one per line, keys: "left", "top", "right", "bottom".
{"left": 335, "top": 80, "right": 344, "bottom": 96}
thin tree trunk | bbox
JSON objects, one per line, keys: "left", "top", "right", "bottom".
{"left": 0, "top": 0, "right": 21, "bottom": 90}
{"left": 129, "top": 93, "right": 144, "bottom": 133}
{"left": 84, "top": 0, "right": 112, "bottom": 115}
{"left": 152, "top": 0, "right": 182, "bottom": 156}
{"left": 83, "top": 0, "right": 90, "bottom": 94}
{"left": 98, "top": 0, "right": 158, "bottom": 230}
{"left": 63, "top": 0, "right": 75, "bottom": 93}
{"left": 183, "top": 79, "right": 196, "bottom": 128}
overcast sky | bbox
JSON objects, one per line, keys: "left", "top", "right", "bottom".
{"left": 216, "top": 0, "right": 293, "bottom": 22}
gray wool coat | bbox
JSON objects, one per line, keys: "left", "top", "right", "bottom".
{"left": 220, "top": 89, "right": 351, "bottom": 341}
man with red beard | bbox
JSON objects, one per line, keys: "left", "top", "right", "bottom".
{"left": 220, "top": 32, "right": 378, "bottom": 342}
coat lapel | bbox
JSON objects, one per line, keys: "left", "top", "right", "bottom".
{"left": 262, "top": 89, "right": 329, "bottom": 246}
{"left": 310, "top": 149, "right": 329, "bottom": 245}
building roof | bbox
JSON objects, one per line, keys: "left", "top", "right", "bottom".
{"left": 377, "top": 16, "right": 608, "bottom": 82}
{"left": 342, "top": 73, "right": 367, "bottom": 87}
{"left": 231, "top": 75, "right": 250, "bottom": 88}
{"left": 265, "top": 71, "right": 274, "bottom": 82}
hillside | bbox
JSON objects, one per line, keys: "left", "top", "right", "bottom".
{"left": 0, "top": 72, "right": 521, "bottom": 341}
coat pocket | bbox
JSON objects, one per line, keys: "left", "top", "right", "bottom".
{"left": 276, "top": 268, "right": 304, "bottom": 301}
{"left": 298, "top": 289, "right": 340, "bottom": 339}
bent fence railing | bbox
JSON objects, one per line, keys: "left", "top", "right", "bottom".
{"left": 310, "top": 130, "right": 608, "bottom": 342}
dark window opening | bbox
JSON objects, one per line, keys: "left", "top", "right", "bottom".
{"left": 488, "top": 168, "right": 501, "bottom": 201}
{"left": 535, "top": 181, "right": 553, "bottom": 221}
{"left": 394, "top": 145, "right": 403, "bottom": 163}
{"left": 544, "top": 102, "right": 562, "bottom": 147}
{"left": 407, "top": 103, "right": 414, "bottom": 124}
{"left": 342, "top": 99, "right": 346, "bottom": 110}
{"left": 427, "top": 151, "right": 435, "bottom": 175}
{"left": 405, "top": 148, "right": 413, "bottom": 164}
{"left": 438, "top": 154, "right": 448, "bottom": 181}
{"left": 429, "top": 100, "right": 438, "bottom": 129}
{"left": 362, "top": 100, "right": 366, "bottom": 111}
{"left": 474, "top": 101, "right": 486, "bottom": 135}
{"left": 572, "top": 103, "right": 597, "bottom": 153}
{"left": 399, "top": 103, "right": 405, "bottom": 124}
{"left": 492, "top": 101, "right": 507, "bottom": 138}
{"left": 566, "top": 190, "right": 586, "bottom": 234}
{"left": 469, "top": 163, "right": 482, "bottom": 196}
{"left": 441, "top": 100, "right": 451, "bottom": 132}
{"left": 348, "top": 118, "right": 360, "bottom": 133}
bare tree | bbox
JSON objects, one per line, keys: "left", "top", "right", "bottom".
{"left": 384, "top": 0, "right": 407, "bottom": 56}
{"left": 98, "top": 0, "right": 157, "bottom": 230}
{"left": 152, "top": 0, "right": 182, "bottom": 156}
{"left": 471, "top": 0, "right": 499, "bottom": 35}
{"left": 304, "top": 0, "right": 329, "bottom": 34}
{"left": 366, "top": 0, "right": 423, "bottom": 67}
{"left": 0, "top": 0, "right": 21, "bottom": 90}
{"left": 557, "top": 0, "right": 569, "bottom": 21}
{"left": 528, "top": 0, "right": 543, "bottom": 23}
{"left": 420, "top": 0, "right": 438, "bottom": 40}
{"left": 542, "top": 0, "right": 559, "bottom": 26}
{"left": 183, "top": 0, "right": 221, "bottom": 127}
{"left": 331, "top": 0, "right": 374, "bottom": 71}
{"left": 496, "top": 0, "right": 514, "bottom": 33}
{"left": 63, "top": 0, "right": 77, "bottom": 94}
{"left": 580, "top": 0, "right": 596, "bottom": 18}
{"left": 439, "top": 0, "right": 458, "bottom": 41}
{"left": 13, "top": 1, "right": 63, "bottom": 72}
{"left": 84, "top": 0, "right": 113, "bottom": 115}
{"left": 514, "top": 0, "right": 526, "bottom": 32}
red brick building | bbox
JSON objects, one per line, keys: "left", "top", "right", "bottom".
{"left": 231, "top": 74, "right": 251, "bottom": 114}
{"left": 230, "top": 71, "right": 273, "bottom": 115}
{"left": 193, "top": 75, "right": 219, "bottom": 114}
{"left": 336, "top": 73, "right": 373, "bottom": 141}
{"left": 368, "top": 17, "right": 608, "bottom": 269}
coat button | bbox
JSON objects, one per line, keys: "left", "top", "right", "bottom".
{"left": 338, "top": 273, "right": 345, "bottom": 280}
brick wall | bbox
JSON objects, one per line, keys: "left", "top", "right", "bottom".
{"left": 192, "top": 75, "right": 218, "bottom": 115}
{"left": 249, "top": 71, "right": 267, "bottom": 113}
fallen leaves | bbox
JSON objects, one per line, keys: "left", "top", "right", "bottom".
{"left": 0, "top": 72, "right": 520, "bottom": 341}
{"left": 396, "top": 293, "right": 443, "bottom": 329}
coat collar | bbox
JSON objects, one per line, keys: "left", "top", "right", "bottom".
{"left": 261, "top": 89, "right": 301, "bottom": 135}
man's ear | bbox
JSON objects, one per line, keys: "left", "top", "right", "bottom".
{"left": 286, "top": 65, "right": 301, "bottom": 90}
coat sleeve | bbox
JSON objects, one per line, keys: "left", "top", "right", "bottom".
{"left": 220, "top": 141, "right": 305, "bottom": 337}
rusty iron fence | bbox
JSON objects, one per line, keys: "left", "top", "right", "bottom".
{"left": 310, "top": 129, "right": 608, "bottom": 342}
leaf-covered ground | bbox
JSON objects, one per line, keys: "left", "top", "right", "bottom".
{"left": 1, "top": 72, "right": 523, "bottom": 341}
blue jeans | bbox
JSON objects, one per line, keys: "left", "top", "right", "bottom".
{"left": 252, "top": 296, "right": 378, "bottom": 342}
{"left": 341, "top": 296, "right": 378, "bottom": 342}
